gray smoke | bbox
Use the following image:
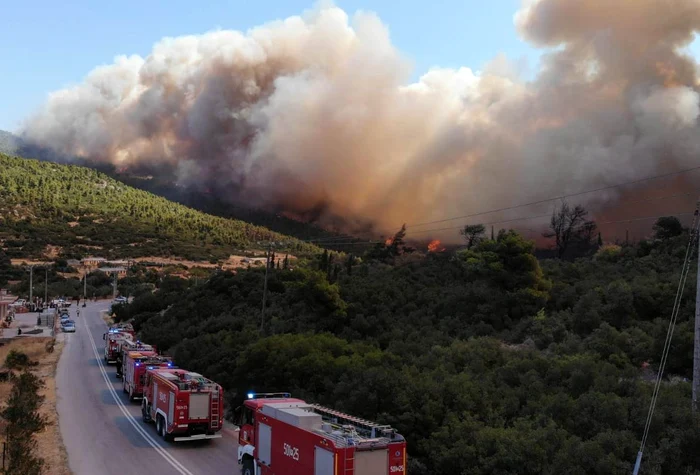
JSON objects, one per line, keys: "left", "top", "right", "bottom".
{"left": 20, "top": 1, "right": 700, "bottom": 237}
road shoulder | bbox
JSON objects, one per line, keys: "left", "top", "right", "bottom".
{"left": 0, "top": 335, "right": 70, "bottom": 474}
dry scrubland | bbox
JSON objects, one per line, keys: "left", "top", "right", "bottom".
{"left": 0, "top": 337, "right": 69, "bottom": 475}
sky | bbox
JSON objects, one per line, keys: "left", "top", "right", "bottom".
{"left": 0, "top": 0, "right": 542, "bottom": 132}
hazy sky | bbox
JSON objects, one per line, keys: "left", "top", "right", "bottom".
{"left": 0, "top": 0, "right": 543, "bottom": 131}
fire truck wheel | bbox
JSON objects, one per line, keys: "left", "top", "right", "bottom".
{"left": 157, "top": 416, "right": 173, "bottom": 442}
{"left": 241, "top": 457, "right": 254, "bottom": 475}
{"left": 141, "top": 401, "right": 151, "bottom": 423}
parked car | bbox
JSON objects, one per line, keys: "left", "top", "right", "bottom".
{"left": 113, "top": 296, "right": 127, "bottom": 304}
{"left": 61, "top": 320, "right": 76, "bottom": 333}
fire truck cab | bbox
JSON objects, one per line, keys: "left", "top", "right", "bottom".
{"left": 141, "top": 368, "right": 223, "bottom": 442}
{"left": 122, "top": 351, "right": 171, "bottom": 401}
{"left": 237, "top": 393, "right": 407, "bottom": 475}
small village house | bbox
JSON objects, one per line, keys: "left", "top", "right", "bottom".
{"left": 0, "top": 289, "right": 16, "bottom": 321}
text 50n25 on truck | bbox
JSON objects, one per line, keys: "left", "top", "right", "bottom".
{"left": 141, "top": 368, "right": 223, "bottom": 442}
{"left": 237, "top": 393, "right": 407, "bottom": 475}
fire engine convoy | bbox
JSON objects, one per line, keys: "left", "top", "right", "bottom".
{"left": 102, "top": 325, "right": 408, "bottom": 472}
{"left": 103, "top": 323, "right": 224, "bottom": 442}
{"left": 237, "top": 393, "right": 407, "bottom": 475}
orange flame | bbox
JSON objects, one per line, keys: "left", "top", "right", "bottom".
{"left": 427, "top": 239, "right": 445, "bottom": 252}
{"left": 385, "top": 238, "right": 394, "bottom": 246}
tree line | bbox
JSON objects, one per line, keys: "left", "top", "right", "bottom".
{"left": 111, "top": 215, "right": 700, "bottom": 474}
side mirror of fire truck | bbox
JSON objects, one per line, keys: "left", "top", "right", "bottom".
{"left": 102, "top": 333, "right": 106, "bottom": 340}
{"left": 233, "top": 405, "right": 243, "bottom": 426}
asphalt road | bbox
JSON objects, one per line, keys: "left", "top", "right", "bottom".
{"left": 56, "top": 301, "right": 239, "bottom": 475}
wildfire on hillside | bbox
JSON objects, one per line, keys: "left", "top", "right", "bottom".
{"left": 21, "top": 2, "right": 700, "bottom": 242}
{"left": 385, "top": 238, "right": 394, "bottom": 246}
{"left": 427, "top": 240, "right": 445, "bottom": 252}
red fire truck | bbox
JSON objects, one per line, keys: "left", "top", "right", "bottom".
{"left": 237, "top": 393, "right": 407, "bottom": 475}
{"left": 122, "top": 351, "right": 172, "bottom": 401}
{"left": 102, "top": 323, "right": 135, "bottom": 364}
{"left": 141, "top": 368, "right": 224, "bottom": 442}
{"left": 116, "top": 340, "right": 155, "bottom": 379}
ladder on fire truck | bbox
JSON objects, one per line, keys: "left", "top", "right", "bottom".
{"left": 211, "top": 389, "right": 220, "bottom": 429}
{"left": 309, "top": 403, "right": 393, "bottom": 438}
{"left": 309, "top": 403, "right": 394, "bottom": 474}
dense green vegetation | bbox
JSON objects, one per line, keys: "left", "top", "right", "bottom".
{"left": 0, "top": 154, "right": 319, "bottom": 261}
{"left": 113, "top": 225, "right": 700, "bottom": 474}
{"left": 2, "top": 370, "right": 49, "bottom": 475}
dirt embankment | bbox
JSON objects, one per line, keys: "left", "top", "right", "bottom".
{"left": 0, "top": 337, "right": 69, "bottom": 474}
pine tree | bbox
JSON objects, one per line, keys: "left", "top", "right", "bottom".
{"left": 327, "top": 254, "right": 334, "bottom": 281}
{"left": 320, "top": 250, "right": 329, "bottom": 272}
{"left": 2, "top": 371, "right": 49, "bottom": 475}
{"left": 345, "top": 254, "right": 354, "bottom": 275}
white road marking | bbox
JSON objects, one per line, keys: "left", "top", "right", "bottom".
{"left": 82, "top": 315, "right": 195, "bottom": 475}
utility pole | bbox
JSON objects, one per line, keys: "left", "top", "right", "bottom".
{"left": 692, "top": 202, "right": 700, "bottom": 412}
{"left": 112, "top": 272, "right": 118, "bottom": 300}
{"left": 260, "top": 244, "right": 272, "bottom": 334}
{"left": 44, "top": 267, "right": 48, "bottom": 305}
{"left": 28, "top": 265, "right": 33, "bottom": 304}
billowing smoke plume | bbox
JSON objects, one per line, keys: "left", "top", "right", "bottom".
{"left": 21, "top": 0, "right": 700, "bottom": 238}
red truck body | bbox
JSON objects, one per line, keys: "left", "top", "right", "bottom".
{"left": 237, "top": 393, "right": 407, "bottom": 475}
{"left": 116, "top": 340, "right": 156, "bottom": 379}
{"left": 141, "top": 368, "right": 223, "bottom": 442}
{"left": 103, "top": 323, "right": 135, "bottom": 363}
{"left": 122, "top": 351, "right": 171, "bottom": 401}
{"left": 103, "top": 331, "right": 134, "bottom": 363}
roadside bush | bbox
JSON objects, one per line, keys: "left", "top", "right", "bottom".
{"left": 5, "top": 350, "right": 30, "bottom": 369}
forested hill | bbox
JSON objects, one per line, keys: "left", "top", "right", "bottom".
{"left": 0, "top": 153, "right": 319, "bottom": 260}
{"left": 0, "top": 129, "right": 356, "bottom": 246}
{"left": 114, "top": 226, "right": 700, "bottom": 474}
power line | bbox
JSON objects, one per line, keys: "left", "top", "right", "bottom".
{"left": 405, "top": 193, "right": 697, "bottom": 238}
{"left": 293, "top": 191, "right": 695, "bottom": 247}
{"left": 405, "top": 165, "right": 700, "bottom": 229}
{"left": 633, "top": 202, "right": 700, "bottom": 475}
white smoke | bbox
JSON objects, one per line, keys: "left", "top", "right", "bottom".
{"left": 21, "top": 1, "right": 700, "bottom": 237}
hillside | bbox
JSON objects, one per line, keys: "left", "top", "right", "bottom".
{"left": 0, "top": 153, "right": 319, "bottom": 261}
{"left": 0, "top": 129, "right": 366, "bottom": 247}
{"left": 114, "top": 228, "right": 700, "bottom": 474}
